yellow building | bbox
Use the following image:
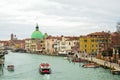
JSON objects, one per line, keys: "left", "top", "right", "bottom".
{"left": 80, "top": 37, "right": 98, "bottom": 54}
{"left": 80, "top": 32, "right": 111, "bottom": 55}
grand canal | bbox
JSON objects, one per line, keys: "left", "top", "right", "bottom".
{"left": 0, "top": 51, "right": 120, "bottom": 80}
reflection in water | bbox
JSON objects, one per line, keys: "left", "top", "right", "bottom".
{"left": 0, "top": 67, "right": 3, "bottom": 76}
{"left": 0, "top": 52, "right": 120, "bottom": 80}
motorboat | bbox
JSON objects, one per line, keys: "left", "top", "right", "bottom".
{"left": 82, "top": 63, "right": 99, "bottom": 68}
{"left": 58, "top": 51, "right": 68, "bottom": 56}
{"left": 39, "top": 63, "right": 51, "bottom": 74}
{"left": 7, "top": 65, "right": 14, "bottom": 71}
{"left": 72, "top": 58, "right": 86, "bottom": 63}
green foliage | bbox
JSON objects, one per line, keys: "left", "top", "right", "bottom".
{"left": 102, "top": 51, "right": 106, "bottom": 57}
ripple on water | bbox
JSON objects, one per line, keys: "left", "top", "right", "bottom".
{"left": 0, "top": 52, "right": 120, "bottom": 80}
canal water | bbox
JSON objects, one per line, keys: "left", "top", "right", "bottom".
{"left": 0, "top": 51, "right": 120, "bottom": 80}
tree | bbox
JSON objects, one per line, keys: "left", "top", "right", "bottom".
{"left": 102, "top": 51, "right": 106, "bottom": 57}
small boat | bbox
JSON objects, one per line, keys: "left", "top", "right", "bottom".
{"left": 82, "top": 63, "right": 99, "bottom": 68}
{"left": 7, "top": 65, "right": 14, "bottom": 71}
{"left": 72, "top": 58, "right": 85, "bottom": 63}
{"left": 111, "top": 70, "right": 120, "bottom": 75}
{"left": 58, "top": 51, "right": 68, "bottom": 56}
{"left": 39, "top": 63, "right": 51, "bottom": 74}
{"left": 63, "top": 57, "right": 68, "bottom": 60}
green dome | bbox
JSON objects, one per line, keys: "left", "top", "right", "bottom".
{"left": 31, "top": 24, "right": 44, "bottom": 39}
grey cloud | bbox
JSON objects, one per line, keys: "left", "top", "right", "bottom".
{"left": 0, "top": 0, "right": 120, "bottom": 40}
{"left": 25, "top": 0, "right": 120, "bottom": 25}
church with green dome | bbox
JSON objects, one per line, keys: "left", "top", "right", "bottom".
{"left": 31, "top": 24, "right": 44, "bottom": 39}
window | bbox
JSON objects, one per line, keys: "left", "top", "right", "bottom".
{"left": 84, "top": 40, "right": 87, "bottom": 42}
{"left": 85, "top": 49, "right": 86, "bottom": 52}
{"left": 96, "top": 45, "right": 98, "bottom": 47}
{"left": 91, "top": 40, "right": 94, "bottom": 42}
{"left": 92, "top": 44, "right": 94, "bottom": 47}
{"left": 92, "top": 49, "right": 94, "bottom": 52}
{"left": 69, "top": 42, "right": 71, "bottom": 45}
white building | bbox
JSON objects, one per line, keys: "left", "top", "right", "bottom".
{"left": 44, "top": 36, "right": 79, "bottom": 55}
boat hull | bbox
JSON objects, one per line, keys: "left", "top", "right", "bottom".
{"left": 82, "top": 63, "right": 99, "bottom": 68}
{"left": 111, "top": 70, "right": 120, "bottom": 75}
{"left": 7, "top": 65, "right": 14, "bottom": 71}
{"left": 39, "top": 68, "right": 51, "bottom": 74}
{"left": 72, "top": 58, "right": 86, "bottom": 63}
{"left": 39, "top": 63, "right": 51, "bottom": 74}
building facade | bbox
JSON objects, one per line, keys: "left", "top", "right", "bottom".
{"left": 25, "top": 24, "right": 45, "bottom": 53}
{"left": 80, "top": 31, "right": 111, "bottom": 55}
{"left": 44, "top": 36, "right": 79, "bottom": 55}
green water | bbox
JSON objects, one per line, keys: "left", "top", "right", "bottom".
{"left": 0, "top": 52, "right": 120, "bottom": 80}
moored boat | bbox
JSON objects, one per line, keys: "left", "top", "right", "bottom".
{"left": 72, "top": 58, "right": 85, "bottom": 63}
{"left": 63, "top": 57, "right": 68, "bottom": 60}
{"left": 7, "top": 65, "right": 14, "bottom": 71}
{"left": 39, "top": 63, "right": 51, "bottom": 74}
{"left": 111, "top": 70, "right": 120, "bottom": 75}
{"left": 58, "top": 51, "right": 68, "bottom": 56}
{"left": 82, "top": 63, "right": 99, "bottom": 68}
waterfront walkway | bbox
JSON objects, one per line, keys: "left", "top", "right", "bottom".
{"left": 78, "top": 54, "right": 120, "bottom": 71}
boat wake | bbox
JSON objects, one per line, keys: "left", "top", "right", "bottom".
{"left": 43, "top": 74, "right": 50, "bottom": 80}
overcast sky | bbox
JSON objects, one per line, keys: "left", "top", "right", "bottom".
{"left": 0, "top": 0, "right": 120, "bottom": 40}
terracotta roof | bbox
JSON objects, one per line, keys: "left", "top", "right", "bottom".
{"left": 47, "top": 36, "right": 79, "bottom": 40}
{"left": 111, "top": 32, "right": 120, "bottom": 36}
{"left": 87, "top": 31, "right": 110, "bottom": 38}
{"left": 10, "top": 40, "right": 25, "bottom": 44}
{"left": 46, "top": 36, "right": 62, "bottom": 40}
{"left": 0, "top": 41, "right": 9, "bottom": 43}
{"left": 66, "top": 36, "right": 79, "bottom": 41}
{"left": 25, "top": 38, "right": 31, "bottom": 40}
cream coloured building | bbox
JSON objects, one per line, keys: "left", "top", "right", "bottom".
{"left": 44, "top": 36, "right": 79, "bottom": 55}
